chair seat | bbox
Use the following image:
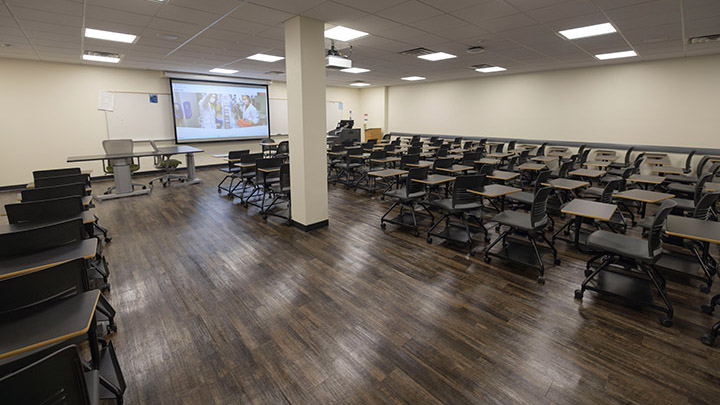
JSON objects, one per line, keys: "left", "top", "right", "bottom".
{"left": 384, "top": 188, "right": 425, "bottom": 201}
{"left": 107, "top": 164, "right": 139, "bottom": 173}
{"left": 241, "top": 171, "right": 256, "bottom": 178}
{"left": 430, "top": 198, "right": 483, "bottom": 213}
{"left": 586, "top": 230, "right": 654, "bottom": 260}
{"left": 337, "top": 163, "right": 361, "bottom": 169}
{"left": 606, "top": 168, "right": 624, "bottom": 177}
{"left": 608, "top": 162, "right": 625, "bottom": 169}
{"left": 506, "top": 191, "right": 534, "bottom": 205}
{"left": 666, "top": 174, "right": 695, "bottom": 184}
{"left": 219, "top": 167, "right": 242, "bottom": 174}
{"left": 583, "top": 186, "right": 603, "bottom": 198}
{"left": 491, "top": 210, "right": 546, "bottom": 231}
{"left": 159, "top": 159, "right": 181, "bottom": 168}
{"left": 667, "top": 183, "right": 694, "bottom": 194}
{"left": 270, "top": 185, "right": 290, "bottom": 193}
{"left": 669, "top": 197, "right": 695, "bottom": 211}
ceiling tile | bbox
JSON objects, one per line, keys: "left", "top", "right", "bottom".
{"left": 478, "top": 13, "right": 537, "bottom": 33}
{"left": 214, "top": 17, "right": 272, "bottom": 35}
{"left": 85, "top": 5, "right": 154, "bottom": 27}
{"left": 379, "top": 1, "right": 444, "bottom": 25}
{"left": 302, "top": 2, "right": 368, "bottom": 25}
{"left": 171, "top": 0, "right": 245, "bottom": 15}
{"left": 247, "top": 0, "right": 326, "bottom": 15}
{"left": 230, "top": 3, "right": 294, "bottom": 26}
{"left": 333, "top": 0, "right": 407, "bottom": 14}
{"left": 526, "top": 0, "right": 599, "bottom": 23}
{"left": 155, "top": 5, "right": 221, "bottom": 25}
{"left": 453, "top": 0, "right": 518, "bottom": 25}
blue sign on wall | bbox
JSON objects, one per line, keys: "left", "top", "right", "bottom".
{"left": 149, "top": 94, "right": 158, "bottom": 103}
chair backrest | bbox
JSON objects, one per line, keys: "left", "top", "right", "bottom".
{"left": 507, "top": 141, "right": 516, "bottom": 152}
{"left": 436, "top": 148, "right": 448, "bottom": 158}
{"left": 433, "top": 157, "right": 453, "bottom": 171}
{"left": 278, "top": 163, "right": 290, "bottom": 191}
{"left": 600, "top": 179, "right": 622, "bottom": 204}
{"left": 462, "top": 152, "right": 480, "bottom": 166}
{"left": 557, "top": 161, "right": 572, "bottom": 178}
{"left": 694, "top": 173, "right": 714, "bottom": 204}
{"left": 577, "top": 144, "right": 587, "bottom": 157}
{"left": 578, "top": 149, "right": 591, "bottom": 165}
{"left": 451, "top": 175, "right": 485, "bottom": 208}
{"left": 5, "top": 196, "right": 84, "bottom": 225}
{"left": 240, "top": 152, "right": 264, "bottom": 164}
{"left": 429, "top": 136, "right": 438, "bottom": 143}
{"left": 475, "top": 164, "right": 495, "bottom": 176}
{"left": 410, "top": 135, "right": 420, "bottom": 143}
{"left": 530, "top": 187, "right": 552, "bottom": 227}
{"left": 0, "top": 258, "right": 87, "bottom": 316}
{"left": 345, "top": 147, "right": 363, "bottom": 164}
{"left": 32, "top": 168, "right": 81, "bottom": 181}
{"left": 533, "top": 170, "right": 551, "bottom": 192}
{"left": 536, "top": 143, "right": 547, "bottom": 156}
{"left": 683, "top": 150, "right": 696, "bottom": 173}
{"left": 708, "top": 162, "right": 720, "bottom": 177}
{"left": 622, "top": 146, "right": 634, "bottom": 166}
{"left": 695, "top": 155, "right": 710, "bottom": 175}
{"left": 633, "top": 152, "right": 646, "bottom": 169}
{"left": 21, "top": 183, "right": 88, "bottom": 202}
{"left": 410, "top": 141, "right": 423, "bottom": 149}
{"left": 102, "top": 139, "right": 134, "bottom": 155}
{"left": 0, "top": 218, "right": 84, "bottom": 258}
{"left": 369, "top": 150, "right": 386, "bottom": 169}
{"left": 453, "top": 137, "right": 463, "bottom": 145}
{"left": 462, "top": 141, "right": 473, "bottom": 150}
{"left": 361, "top": 142, "right": 373, "bottom": 150}
{"left": 383, "top": 145, "right": 394, "bottom": 152}
{"left": 228, "top": 150, "right": 250, "bottom": 160}
{"left": 407, "top": 146, "right": 421, "bottom": 155}
{"left": 406, "top": 167, "right": 428, "bottom": 197}
{"left": 367, "top": 139, "right": 377, "bottom": 145}
{"left": 400, "top": 154, "right": 420, "bottom": 169}
{"left": 493, "top": 144, "right": 504, "bottom": 153}
{"left": 693, "top": 192, "right": 720, "bottom": 220}
{"left": 518, "top": 150, "right": 530, "bottom": 164}
{"left": 647, "top": 200, "right": 677, "bottom": 258}
{"left": 478, "top": 139, "right": 487, "bottom": 147}
{"left": 34, "top": 174, "right": 89, "bottom": 189}
{"left": 0, "top": 345, "right": 93, "bottom": 405}
{"left": 330, "top": 145, "right": 343, "bottom": 153}
{"left": 505, "top": 156, "right": 518, "bottom": 171}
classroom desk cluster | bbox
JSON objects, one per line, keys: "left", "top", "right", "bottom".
{"left": 213, "top": 139, "right": 291, "bottom": 225}
{"left": 0, "top": 168, "right": 125, "bottom": 402}
{"left": 328, "top": 135, "right": 720, "bottom": 345}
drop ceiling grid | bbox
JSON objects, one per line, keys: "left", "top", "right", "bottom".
{"left": 0, "top": 0, "right": 717, "bottom": 86}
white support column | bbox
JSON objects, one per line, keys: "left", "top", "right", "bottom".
{"left": 284, "top": 16, "right": 329, "bottom": 230}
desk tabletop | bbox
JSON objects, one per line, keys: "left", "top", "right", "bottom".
{"left": 547, "top": 151, "right": 572, "bottom": 157}
{"left": 644, "top": 156, "right": 671, "bottom": 165}
{"left": 628, "top": 174, "right": 666, "bottom": 184}
{"left": 561, "top": 199, "right": 617, "bottom": 221}
{"left": 569, "top": 169, "right": 605, "bottom": 178}
{"left": 584, "top": 161, "right": 611, "bottom": 168}
{"left": 233, "top": 162, "right": 256, "bottom": 168}
{"left": 614, "top": 189, "right": 674, "bottom": 203}
{"left": 257, "top": 167, "right": 280, "bottom": 173}
{"left": 548, "top": 146, "right": 569, "bottom": 151}
{"left": 509, "top": 148, "right": 527, "bottom": 154}
{"left": 371, "top": 157, "right": 401, "bottom": 164}
{"left": 406, "top": 160, "right": 434, "bottom": 168}
{"left": 531, "top": 156, "right": 557, "bottom": 163}
{"left": 488, "top": 170, "right": 520, "bottom": 181}
{"left": 652, "top": 166, "right": 684, "bottom": 175}
{"left": 475, "top": 158, "right": 501, "bottom": 165}
{"left": 517, "top": 163, "right": 547, "bottom": 171}
{"left": 157, "top": 146, "right": 203, "bottom": 154}
{"left": 260, "top": 141, "right": 279, "bottom": 146}
{"left": 488, "top": 152, "right": 513, "bottom": 158}
{"left": 666, "top": 216, "right": 720, "bottom": 244}
{"left": 595, "top": 149, "right": 616, "bottom": 155}
{"left": 468, "top": 184, "right": 521, "bottom": 198}
{"left": 595, "top": 155, "right": 618, "bottom": 162}
{"left": 368, "top": 169, "right": 408, "bottom": 178}
{"left": 213, "top": 153, "right": 229, "bottom": 158}
{"left": 0, "top": 239, "right": 97, "bottom": 280}
{"left": 645, "top": 152, "right": 668, "bottom": 158}
{"left": 68, "top": 150, "right": 158, "bottom": 162}
{"left": 0, "top": 291, "right": 99, "bottom": 360}
{"left": 518, "top": 144, "right": 538, "bottom": 150}
{"left": 545, "top": 178, "right": 589, "bottom": 190}
{"left": 412, "top": 174, "right": 455, "bottom": 185}
{"left": 327, "top": 151, "right": 345, "bottom": 156}
{"left": 486, "top": 141, "right": 504, "bottom": 146}
{"left": 436, "top": 164, "right": 473, "bottom": 173}
{"left": 706, "top": 182, "right": 720, "bottom": 193}
{"left": 349, "top": 153, "right": 371, "bottom": 159}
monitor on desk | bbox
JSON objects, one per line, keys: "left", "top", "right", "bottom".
{"left": 170, "top": 79, "right": 271, "bottom": 144}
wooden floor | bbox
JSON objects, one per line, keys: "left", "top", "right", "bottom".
{"left": 3, "top": 168, "right": 720, "bottom": 404}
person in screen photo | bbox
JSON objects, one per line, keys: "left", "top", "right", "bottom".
{"left": 199, "top": 93, "right": 220, "bottom": 129}
{"left": 237, "top": 95, "right": 259, "bottom": 127}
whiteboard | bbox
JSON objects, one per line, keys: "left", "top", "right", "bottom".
{"left": 269, "top": 99, "right": 343, "bottom": 135}
{"left": 106, "top": 93, "right": 175, "bottom": 141}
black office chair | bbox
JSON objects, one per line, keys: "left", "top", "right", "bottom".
{"left": 500, "top": 156, "right": 518, "bottom": 172}
{"left": 484, "top": 187, "right": 558, "bottom": 283}
{"left": 407, "top": 146, "right": 421, "bottom": 156}
{"left": 667, "top": 163, "right": 720, "bottom": 197}
{"left": 0, "top": 346, "right": 100, "bottom": 405}
{"left": 549, "top": 160, "right": 572, "bottom": 180}
{"left": 381, "top": 167, "right": 433, "bottom": 236}
{"left": 640, "top": 174, "right": 717, "bottom": 230}
{"left": 261, "top": 136, "right": 276, "bottom": 156}
{"left": 506, "top": 170, "right": 552, "bottom": 208}
{"left": 666, "top": 154, "right": 708, "bottom": 185}
{"left": 231, "top": 152, "right": 263, "bottom": 203}
{"left": 608, "top": 146, "right": 634, "bottom": 169}
{"left": 606, "top": 153, "right": 644, "bottom": 177}
{"left": 264, "top": 163, "right": 291, "bottom": 225}
{"left": 578, "top": 200, "right": 677, "bottom": 327}
{"left": 431, "top": 157, "right": 453, "bottom": 174}
{"left": 572, "top": 149, "right": 591, "bottom": 170}
{"left": 426, "top": 175, "right": 489, "bottom": 254}
{"left": 356, "top": 150, "right": 387, "bottom": 191}
{"left": 217, "top": 150, "right": 250, "bottom": 194}
{"left": 246, "top": 157, "right": 283, "bottom": 210}
{"left": 534, "top": 142, "right": 547, "bottom": 157}
{"left": 506, "top": 141, "right": 517, "bottom": 153}
{"left": 335, "top": 147, "right": 363, "bottom": 189}
{"left": 461, "top": 152, "right": 480, "bottom": 169}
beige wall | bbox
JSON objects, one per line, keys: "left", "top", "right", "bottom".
{"left": 0, "top": 58, "right": 359, "bottom": 186}
{"left": 359, "top": 86, "right": 387, "bottom": 138}
{"left": 385, "top": 54, "right": 720, "bottom": 149}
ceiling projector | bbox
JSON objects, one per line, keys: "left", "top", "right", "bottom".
{"left": 326, "top": 42, "right": 352, "bottom": 69}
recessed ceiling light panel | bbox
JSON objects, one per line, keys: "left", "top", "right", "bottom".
{"left": 247, "top": 53, "right": 284, "bottom": 62}
{"left": 325, "top": 26, "right": 369, "bottom": 42}
{"left": 210, "top": 68, "right": 238, "bottom": 74}
{"left": 350, "top": 82, "right": 371, "bottom": 87}
{"left": 418, "top": 52, "right": 456, "bottom": 61}
{"left": 475, "top": 66, "right": 506, "bottom": 73}
{"left": 85, "top": 28, "right": 137, "bottom": 43}
{"left": 83, "top": 51, "right": 121, "bottom": 63}
{"left": 341, "top": 67, "right": 370, "bottom": 74}
{"left": 559, "top": 23, "right": 616, "bottom": 40}
{"left": 401, "top": 76, "right": 426, "bottom": 81}
{"left": 595, "top": 50, "right": 637, "bottom": 60}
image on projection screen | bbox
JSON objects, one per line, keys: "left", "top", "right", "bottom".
{"left": 169, "top": 79, "right": 270, "bottom": 143}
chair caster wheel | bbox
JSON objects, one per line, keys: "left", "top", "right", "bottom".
{"left": 659, "top": 318, "right": 673, "bottom": 327}
{"left": 484, "top": 256, "right": 491, "bottom": 263}
{"left": 426, "top": 237, "right": 432, "bottom": 244}
{"left": 380, "top": 223, "right": 387, "bottom": 230}
{"left": 574, "top": 289, "right": 583, "bottom": 299}
{"left": 537, "top": 276, "right": 545, "bottom": 284}
{"left": 701, "top": 304, "right": 715, "bottom": 314}
{"left": 104, "top": 237, "right": 112, "bottom": 243}
{"left": 564, "top": 230, "right": 571, "bottom": 236}
{"left": 107, "top": 324, "right": 118, "bottom": 334}
{"left": 701, "top": 335, "right": 715, "bottom": 346}
{"left": 700, "top": 285, "right": 711, "bottom": 294}
{"left": 554, "top": 258, "right": 561, "bottom": 265}
{"left": 584, "top": 269, "right": 592, "bottom": 277}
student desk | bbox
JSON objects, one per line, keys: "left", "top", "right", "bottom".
{"left": 665, "top": 216, "right": 720, "bottom": 346}
{"left": 644, "top": 155, "right": 671, "bottom": 166}
{"left": 653, "top": 166, "right": 684, "bottom": 175}
{"left": 531, "top": 156, "right": 557, "bottom": 164}
{"left": 406, "top": 160, "right": 434, "bottom": 168}
{"left": 68, "top": 146, "right": 203, "bottom": 200}
{"left": 371, "top": 157, "right": 401, "bottom": 165}
{"left": 627, "top": 174, "right": 666, "bottom": 190}
{"left": 436, "top": 164, "right": 473, "bottom": 174}
{"left": 475, "top": 158, "right": 501, "bottom": 165}
{"left": 0, "top": 239, "right": 97, "bottom": 281}
{"left": 569, "top": 169, "right": 605, "bottom": 186}
{"left": 614, "top": 189, "right": 674, "bottom": 218}
{"left": 487, "top": 152, "right": 513, "bottom": 159}
{"left": 369, "top": 169, "right": 408, "bottom": 194}
{"left": 517, "top": 163, "right": 546, "bottom": 171}
{"left": 488, "top": 170, "right": 520, "bottom": 182}
{"left": 213, "top": 153, "right": 229, "bottom": 158}
{"left": 584, "top": 161, "right": 611, "bottom": 169}
{"left": 547, "top": 151, "right": 572, "bottom": 158}
{"left": 411, "top": 174, "right": 454, "bottom": 185}
{"left": 467, "top": 184, "right": 520, "bottom": 211}
{"left": 548, "top": 146, "right": 569, "bottom": 152}
{"left": 553, "top": 199, "right": 616, "bottom": 251}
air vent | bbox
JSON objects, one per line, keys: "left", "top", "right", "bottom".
{"left": 467, "top": 46, "right": 485, "bottom": 54}
{"left": 399, "top": 47, "right": 435, "bottom": 57}
{"left": 688, "top": 34, "right": 720, "bottom": 44}
{"left": 469, "top": 64, "right": 493, "bottom": 70}
{"left": 85, "top": 50, "right": 120, "bottom": 58}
